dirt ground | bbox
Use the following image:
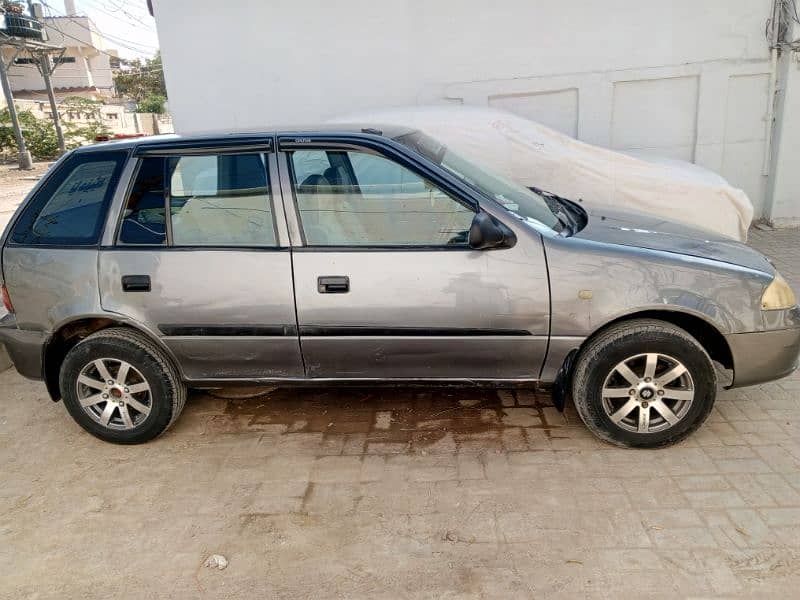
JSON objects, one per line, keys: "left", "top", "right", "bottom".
{"left": 0, "top": 161, "right": 52, "bottom": 234}
{"left": 1, "top": 167, "right": 800, "bottom": 598}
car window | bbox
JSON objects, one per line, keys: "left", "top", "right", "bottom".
{"left": 292, "top": 150, "right": 333, "bottom": 187}
{"left": 10, "top": 151, "right": 126, "bottom": 246}
{"left": 289, "top": 149, "right": 475, "bottom": 247}
{"left": 118, "top": 157, "right": 167, "bottom": 245}
{"left": 118, "top": 153, "right": 277, "bottom": 247}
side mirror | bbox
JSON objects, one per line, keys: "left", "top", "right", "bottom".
{"left": 468, "top": 212, "right": 515, "bottom": 250}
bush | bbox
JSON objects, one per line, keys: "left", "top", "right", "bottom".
{"left": 136, "top": 94, "right": 166, "bottom": 114}
{"left": 61, "top": 96, "right": 110, "bottom": 146}
{"left": 0, "top": 108, "right": 60, "bottom": 159}
{"left": 0, "top": 99, "right": 111, "bottom": 160}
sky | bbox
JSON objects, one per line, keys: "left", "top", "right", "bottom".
{"left": 47, "top": 0, "right": 161, "bottom": 60}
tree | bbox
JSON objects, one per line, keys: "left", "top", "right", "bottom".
{"left": 113, "top": 53, "right": 167, "bottom": 104}
{"left": 60, "top": 96, "right": 110, "bottom": 145}
{"left": 136, "top": 94, "right": 166, "bottom": 114}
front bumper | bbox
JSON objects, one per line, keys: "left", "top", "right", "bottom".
{"left": 0, "top": 312, "right": 45, "bottom": 380}
{"left": 726, "top": 326, "right": 800, "bottom": 388}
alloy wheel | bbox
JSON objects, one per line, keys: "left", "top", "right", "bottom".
{"left": 76, "top": 359, "right": 152, "bottom": 430}
{"left": 600, "top": 353, "right": 695, "bottom": 434}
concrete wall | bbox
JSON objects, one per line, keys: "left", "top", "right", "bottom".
{"left": 152, "top": 0, "right": 798, "bottom": 221}
{"left": 0, "top": 97, "right": 138, "bottom": 133}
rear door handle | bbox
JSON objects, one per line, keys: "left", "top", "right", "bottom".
{"left": 122, "top": 275, "right": 151, "bottom": 292}
{"left": 317, "top": 276, "right": 349, "bottom": 294}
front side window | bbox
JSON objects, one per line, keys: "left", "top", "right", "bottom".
{"left": 289, "top": 149, "right": 475, "bottom": 247}
{"left": 118, "top": 152, "right": 276, "bottom": 247}
{"left": 394, "top": 131, "right": 562, "bottom": 231}
{"left": 11, "top": 151, "right": 126, "bottom": 246}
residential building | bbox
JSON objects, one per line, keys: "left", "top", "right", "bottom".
{"left": 2, "top": 11, "right": 118, "bottom": 100}
{"left": 151, "top": 0, "right": 800, "bottom": 226}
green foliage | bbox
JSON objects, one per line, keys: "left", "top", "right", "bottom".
{"left": 114, "top": 53, "right": 167, "bottom": 103}
{"left": 136, "top": 94, "right": 166, "bottom": 114}
{"left": 60, "top": 96, "right": 111, "bottom": 146}
{"left": 0, "top": 108, "right": 59, "bottom": 159}
{"left": 0, "top": 97, "right": 111, "bottom": 160}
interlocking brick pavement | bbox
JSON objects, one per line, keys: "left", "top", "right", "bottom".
{"left": 0, "top": 228, "right": 798, "bottom": 598}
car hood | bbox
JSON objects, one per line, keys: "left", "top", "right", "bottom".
{"left": 570, "top": 204, "right": 774, "bottom": 275}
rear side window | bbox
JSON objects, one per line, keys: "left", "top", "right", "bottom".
{"left": 10, "top": 151, "right": 127, "bottom": 246}
{"left": 118, "top": 153, "right": 276, "bottom": 247}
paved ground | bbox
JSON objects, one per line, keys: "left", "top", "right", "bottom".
{"left": 1, "top": 165, "right": 799, "bottom": 598}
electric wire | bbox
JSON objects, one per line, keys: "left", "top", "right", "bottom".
{"left": 40, "top": 1, "right": 157, "bottom": 55}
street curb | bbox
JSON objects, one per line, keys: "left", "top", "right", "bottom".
{"left": 0, "top": 344, "right": 11, "bottom": 373}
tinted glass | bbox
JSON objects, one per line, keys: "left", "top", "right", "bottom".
{"left": 168, "top": 153, "right": 275, "bottom": 247}
{"left": 394, "top": 131, "right": 561, "bottom": 231}
{"left": 11, "top": 151, "right": 126, "bottom": 245}
{"left": 289, "top": 150, "right": 474, "bottom": 247}
{"left": 118, "top": 157, "right": 167, "bottom": 245}
{"left": 118, "top": 153, "right": 276, "bottom": 247}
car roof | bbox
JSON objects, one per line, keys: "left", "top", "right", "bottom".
{"left": 75, "top": 123, "right": 418, "bottom": 153}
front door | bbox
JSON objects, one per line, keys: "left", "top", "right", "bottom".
{"left": 99, "top": 142, "right": 304, "bottom": 381}
{"left": 279, "top": 140, "right": 550, "bottom": 380}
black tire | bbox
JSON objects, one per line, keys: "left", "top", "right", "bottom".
{"left": 59, "top": 327, "right": 186, "bottom": 444}
{"left": 571, "top": 319, "right": 716, "bottom": 448}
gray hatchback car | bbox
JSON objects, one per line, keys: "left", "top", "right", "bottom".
{"left": 1, "top": 126, "right": 799, "bottom": 446}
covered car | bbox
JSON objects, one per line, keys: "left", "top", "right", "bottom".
{"left": 331, "top": 106, "right": 753, "bottom": 241}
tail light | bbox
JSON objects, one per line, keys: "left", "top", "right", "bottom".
{"left": 1, "top": 284, "right": 13, "bottom": 313}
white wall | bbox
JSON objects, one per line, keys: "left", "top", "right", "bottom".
{"left": 153, "top": 0, "right": 796, "bottom": 221}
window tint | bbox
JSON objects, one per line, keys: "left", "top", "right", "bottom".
{"left": 289, "top": 150, "right": 475, "bottom": 247}
{"left": 118, "top": 153, "right": 276, "bottom": 247}
{"left": 118, "top": 157, "right": 167, "bottom": 245}
{"left": 169, "top": 154, "right": 275, "bottom": 247}
{"left": 11, "top": 151, "right": 126, "bottom": 246}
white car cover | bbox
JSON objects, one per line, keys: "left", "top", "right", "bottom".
{"left": 331, "top": 106, "right": 753, "bottom": 241}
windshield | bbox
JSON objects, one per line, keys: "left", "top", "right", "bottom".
{"left": 394, "top": 131, "right": 562, "bottom": 231}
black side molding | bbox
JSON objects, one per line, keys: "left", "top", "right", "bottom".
{"left": 160, "top": 324, "right": 298, "bottom": 337}
{"left": 158, "top": 325, "right": 533, "bottom": 337}
{"left": 298, "top": 326, "right": 533, "bottom": 337}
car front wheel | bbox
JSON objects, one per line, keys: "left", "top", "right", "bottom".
{"left": 571, "top": 319, "right": 717, "bottom": 448}
{"left": 60, "top": 328, "right": 186, "bottom": 444}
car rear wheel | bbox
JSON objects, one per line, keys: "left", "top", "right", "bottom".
{"left": 571, "top": 319, "right": 716, "bottom": 448}
{"left": 60, "top": 328, "right": 186, "bottom": 444}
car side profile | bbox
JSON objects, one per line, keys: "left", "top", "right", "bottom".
{"left": 1, "top": 126, "right": 798, "bottom": 446}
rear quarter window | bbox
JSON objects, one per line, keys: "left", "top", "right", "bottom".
{"left": 10, "top": 150, "right": 127, "bottom": 246}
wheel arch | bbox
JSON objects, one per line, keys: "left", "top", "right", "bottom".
{"left": 551, "top": 309, "right": 733, "bottom": 411}
{"left": 43, "top": 315, "right": 183, "bottom": 402}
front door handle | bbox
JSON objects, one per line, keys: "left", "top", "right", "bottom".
{"left": 122, "top": 275, "right": 151, "bottom": 292}
{"left": 318, "top": 276, "right": 349, "bottom": 294}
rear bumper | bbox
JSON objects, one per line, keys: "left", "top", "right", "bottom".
{"left": 726, "top": 326, "right": 800, "bottom": 388}
{"left": 0, "top": 312, "right": 45, "bottom": 380}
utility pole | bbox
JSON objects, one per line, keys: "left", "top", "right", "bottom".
{"left": 0, "top": 55, "right": 33, "bottom": 170}
{"left": 28, "top": 2, "right": 65, "bottom": 154}
{"left": 35, "top": 51, "right": 66, "bottom": 155}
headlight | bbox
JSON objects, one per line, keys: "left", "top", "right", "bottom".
{"left": 761, "top": 273, "right": 797, "bottom": 311}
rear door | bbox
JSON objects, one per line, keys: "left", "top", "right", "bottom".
{"left": 278, "top": 137, "right": 550, "bottom": 380}
{"left": 99, "top": 139, "right": 303, "bottom": 382}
